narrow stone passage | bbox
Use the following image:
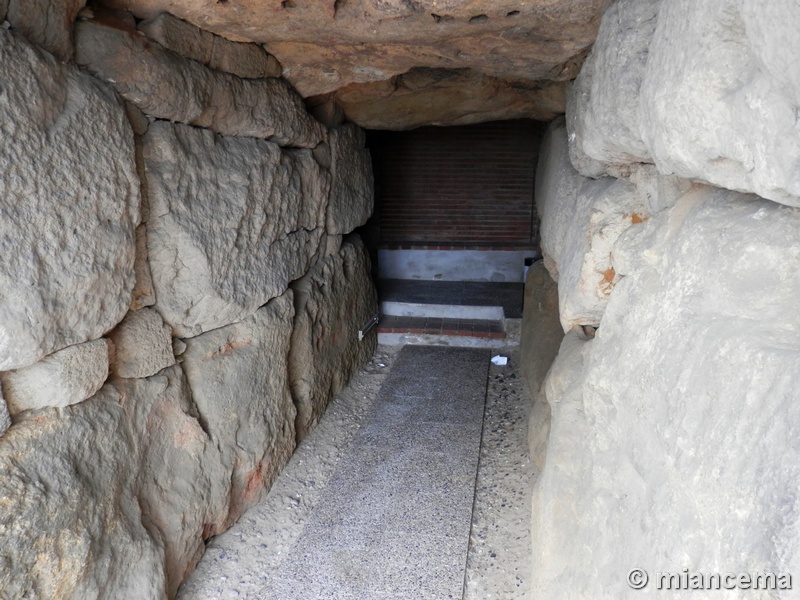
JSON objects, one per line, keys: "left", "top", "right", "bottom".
{"left": 260, "top": 345, "right": 490, "bottom": 599}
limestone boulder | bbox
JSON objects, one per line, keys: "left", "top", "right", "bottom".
{"left": 638, "top": 0, "right": 800, "bottom": 207}
{"left": 0, "top": 30, "right": 139, "bottom": 371}
{"left": 289, "top": 239, "right": 378, "bottom": 441}
{"left": 566, "top": 0, "right": 659, "bottom": 178}
{"left": 327, "top": 124, "right": 374, "bottom": 235}
{"left": 144, "top": 121, "right": 327, "bottom": 337}
{"left": 531, "top": 188, "right": 800, "bottom": 597}
{"left": 181, "top": 292, "right": 297, "bottom": 524}
{"left": 98, "top": 0, "right": 607, "bottom": 103}
{"left": 0, "top": 339, "right": 109, "bottom": 415}
{"left": 109, "top": 308, "right": 174, "bottom": 379}
{"left": 537, "top": 119, "right": 650, "bottom": 330}
{"left": 569, "top": 0, "right": 800, "bottom": 207}
{"left": 520, "top": 262, "right": 564, "bottom": 399}
{"left": 75, "top": 18, "right": 323, "bottom": 148}
{"left": 138, "top": 12, "right": 282, "bottom": 79}
{"left": 6, "top": 0, "right": 86, "bottom": 61}
{"left": 332, "top": 70, "right": 567, "bottom": 130}
{"left": 0, "top": 385, "right": 167, "bottom": 599}
{"left": 115, "top": 366, "right": 230, "bottom": 596}
{"left": 535, "top": 118, "right": 583, "bottom": 281}
{"left": 0, "top": 366, "right": 230, "bottom": 598}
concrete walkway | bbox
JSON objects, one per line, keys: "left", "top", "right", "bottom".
{"left": 259, "top": 345, "right": 490, "bottom": 599}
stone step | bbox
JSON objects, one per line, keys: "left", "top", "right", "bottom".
{"left": 378, "top": 315, "right": 505, "bottom": 339}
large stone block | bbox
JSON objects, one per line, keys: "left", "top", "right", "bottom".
{"left": 566, "top": 0, "right": 660, "bottom": 178}
{"left": 569, "top": 0, "right": 800, "bottom": 207}
{"left": 6, "top": 0, "right": 86, "bottom": 61}
{"left": 138, "top": 12, "right": 282, "bottom": 79}
{"left": 531, "top": 188, "right": 800, "bottom": 597}
{"left": 639, "top": 0, "right": 800, "bottom": 207}
{"left": 520, "top": 262, "right": 563, "bottom": 399}
{"left": 109, "top": 308, "right": 174, "bottom": 379}
{"left": 181, "top": 292, "right": 297, "bottom": 524}
{"left": 0, "top": 339, "right": 109, "bottom": 415}
{"left": 0, "top": 30, "right": 139, "bottom": 371}
{"left": 115, "top": 366, "right": 230, "bottom": 596}
{"left": 327, "top": 124, "right": 374, "bottom": 235}
{"left": 75, "top": 19, "right": 324, "bottom": 148}
{"left": 535, "top": 118, "right": 583, "bottom": 282}
{"left": 537, "top": 119, "right": 649, "bottom": 330}
{"left": 289, "top": 238, "right": 378, "bottom": 441}
{"left": 144, "top": 121, "right": 327, "bottom": 337}
{"left": 0, "top": 385, "right": 166, "bottom": 599}
{"left": 0, "top": 366, "right": 230, "bottom": 598}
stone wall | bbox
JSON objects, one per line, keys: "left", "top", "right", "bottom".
{"left": 529, "top": 0, "right": 800, "bottom": 596}
{"left": 0, "top": 8, "right": 376, "bottom": 598}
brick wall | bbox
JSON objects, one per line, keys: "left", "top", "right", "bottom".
{"left": 367, "top": 120, "right": 545, "bottom": 247}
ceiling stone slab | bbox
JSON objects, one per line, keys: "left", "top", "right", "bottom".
{"left": 98, "top": 0, "right": 609, "bottom": 127}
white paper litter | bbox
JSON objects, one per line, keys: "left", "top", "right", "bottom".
{"left": 491, "top": 355, "right": 508, "bottom": 366}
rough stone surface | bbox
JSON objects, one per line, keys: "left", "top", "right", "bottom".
{"left": 97, "top": 0, "right": 609, "bottom": 128}
{"left": 0, "top": 384, "right": 165, "bottom": 599}
{"left": 332, "top": 70, "right": 567, "bottom": 130}
{"left": 289, "top": 239, "right": 378, "bottom": 441}
{"left": 0, "top": 366, "right": 230, "bottom": 598}
{"left": 537, "top": 118, "right": 650, "bottom": 330}
{"left": 0, "top": 0, "right": 7, "bottom": 21}
{"left": 0, "top": 386, "right": 11, "bottom": 435}
{"left": 327, "top": 124, "right": 374, "bottom": 235}
{"left": 109, "top": 308, "right": 174, "bottom": 379}
{"left": 520, "top": 262, "right": 563, "bottom": 475}
{"left": 0, "top": 339, "right": 109, "bottom": 415}
{"left": 535, "top": 118, "right": 582, "bottom": 282}
{"left": 131, "top": 225, "right": 157, "bottom": 310}
{"left": 569, "top": 0, "right": 800, "bottom": 207}
{"left": 144, "top": 121, "right": 327, "bottom": 337}
{"left": 181, "top": 292, "right": 297, "bottom": 525}
{"left": 6, "top": 0, "right": 86, "bottom": 61}
{"left": 0, "top": 30, "right": 139, "bottom": 372}
{"left": 639, "top": 0, "right": 800, "bottom": 207}
{"left": 520, "top": 262, "right": 563, "bottom": 399}
{"left": 138, "top": 12, "right": 282, "bottom": 79}
{"left": 115, "top": 366, "right": 229, "bottom": 597}
{"left": 75, "top": 19, "right": 324, "bottom": 148}
{"left": 99, "top": 0, "right": 606, "bottom": 90}
{"left": 566, "top": 0, "right": 659, "bottom": 178}
{"left": 531, "top": 188, "right": 800, "bottom": 597}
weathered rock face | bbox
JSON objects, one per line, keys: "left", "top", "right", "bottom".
{"left": 0, "top": 385, "right": 167, "bottom": 599}
{"left": 332, "top": 69, "right": 568, "bottom": 130}
{"left": 531, "top": 187, "right": 800, "bottom": 597}
{"left": 115, "top": 366, "right": 229, "bottom": 597}
{"left": 569, "top": 0, "right": 800, "bottom": 207}
{"left": 75, "top": 18, "right": 324, "bottom": 148}
{"left": 289, "top": 239, "right": 378, "bottom": 441}
{"left": 0, "top": 29, "right": 139, "bottom": 372}
{"left": 181, "top": 292, "right": 297, "bottom": 524}
{"left": 566, "top": 0, "right": 659, "bottom": 178}
{"left": 0, "top": 387, "right": 12, "bottom": 436}
{"left": 138, "top": 12, "right": 282, "bottom": 79}
{"left": 109, "top": 309, "right": 174, "bottom": 379}
{"left": 0, "top": 366, "right": 230, "bottom": 599}
{"left": 0, "top": 339, "right": 110, "bottom": 415}
{"left": 5, "top": 0, "right": 86, "bottom": 61}
{"left": 143, "top": 121, "right": 327, "bottom": 337}
{"left": 97, "top": 0, "right": 610, "bottom": 128}
{"left": 327, "top": 124, "right": 374, "bottom": 235}
{"left": 131, "top": 225, "right": 157, "bottom": 311}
